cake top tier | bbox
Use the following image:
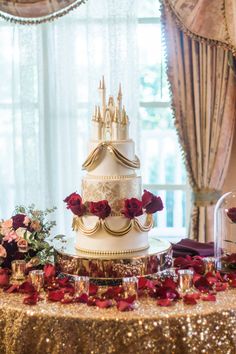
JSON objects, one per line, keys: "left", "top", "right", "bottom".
{"left": 91, "top": 77, "right": 129, "bottom": 141}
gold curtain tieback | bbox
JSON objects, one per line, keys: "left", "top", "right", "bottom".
{"left": 192, "top": 188, "right": 222, "bottom": 207}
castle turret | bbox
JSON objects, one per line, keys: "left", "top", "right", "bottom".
{"left": 119, "top": 105, "right": 129, "bottom": 140}
{"left": 91, "top": 105, "right": 103, "bottom": 140}
{"left": 111, "top": 106, "right": 119, "bottom": 140}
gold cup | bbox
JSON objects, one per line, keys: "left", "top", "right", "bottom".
{"left": 178, "top": 269, "right": 194, "bottom": 294}
{"left": 11, "top": 260, "right": 26, "bottom": 280}
{"left": 203, "top": 257, "right": 216, "bottom": 274}
{"left": 122, "top": 276, "right": 138, "bottom": 299}
{"left": 74, "top": 276, "right": 90, "bottom": 297}
{"left": 29, "top": 270, "right": 44, "bottom": 292}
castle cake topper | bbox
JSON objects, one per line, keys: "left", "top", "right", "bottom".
{"left": 91, "top": 76, "right": 129, "bottom": 141}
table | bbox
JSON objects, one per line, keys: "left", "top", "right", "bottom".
{"left": 1, "top": 290, "right": 236, "bottom": 354}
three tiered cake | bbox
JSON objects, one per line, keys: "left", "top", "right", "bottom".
{"left": 64, "top": 77, "right": 163, "bottom": 255}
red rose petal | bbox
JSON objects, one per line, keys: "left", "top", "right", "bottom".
{"left": 157, "top": 298, "right": 173, "bottom": 307}
{"left": 48, "top": 289, "right": 64, "bottom": 302}
{"left": 4, "top": 284, "right": 19, "bottom": 293}
{"left": 19, "top": 281, "right": 36, "bottom": 294}
{"left": 162, "top": 278, "right": 177, "bottom": 290}
{"left": 116, "top": 300, "right": 134, "bottom": 312}
{"left": 201, "top": 294, "right": 216, "bottom": 302}
{"left": 74, "top": 293, "right": 88, "bottom": 303}
{"left": 183, "top": 294, "right": 198, "bottom": 305}
{"left": 215, "top": 282, "right": 227, "bottom": 292}
{"left": 89, "top": 283, "right": 98, "bottom": 296}
{"left": 23, "top": 292, "right": 39, "bottom": 305}
{"left": 95, "top": 299, "right": 113, "bottom": 309}
{"left": 44, "top": 264, "right": 56, "bottom": 279}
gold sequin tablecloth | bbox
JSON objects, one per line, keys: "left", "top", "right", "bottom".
{"left": 1, "top": 290, "right": 236, "bottom": 354}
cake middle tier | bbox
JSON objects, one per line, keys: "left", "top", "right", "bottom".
{"left": 82, "top": 175, "right": 142, "bottom": 215}
{"left": 87, "top": 139, "right": 138, "bottom": 176}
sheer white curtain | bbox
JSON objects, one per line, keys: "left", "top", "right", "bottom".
{"left": 0, "top": 0, "right": 139, "bottom": 235}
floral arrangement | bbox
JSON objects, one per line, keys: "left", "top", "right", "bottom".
{"left": 0, "top": 205, "right": 57, "bottom": 268}
{"left": 64, "top": 190, "right": 163, "bottom": 219}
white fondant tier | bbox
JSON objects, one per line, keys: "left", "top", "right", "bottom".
{"left": 75, "top": 215, "right": 149, "bottom": 254}
{"left": 88, "top": 139, "right": 136, "bottom": 176}
{"left": 81, "top": 175, "right": 142, "bottom": 214}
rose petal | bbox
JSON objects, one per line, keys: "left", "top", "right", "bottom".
{"left": 48, "top": 290, "right": 64, "bottom": 302}
{"left": 157, "top": 298, "right": 173, "bottom": 307}
{"left": 89, "top": 283, "right": 98, "bottom": 296}
{"left": 4, "top": 284, "right": 19, "bottom": 293}
{"left": 183, "top": 294, "right": 198, "bottom": 305}
{"left": 74, "top": 293, "right": 88, "bottom": 303}
{"left": 44, "top": 264, "right": 56, "bottom": 279}
{"left": 201, "top": 294, "right": 216, "bottom": 302}
{"left": 19, "top": 281, "right": 36, "bottom": 294}
{"left": 116, "top": 300, "right": 134, "bottom": 312}
{"left": 95, "top": 299, "right": 113, "bottom": 309}
{"left": 215, "top": 282, "right": 227, "bottom": 292}
{"left": 162, "top": 278, "right": 177, "bottom": 290}
{"left": 23, "top": 292, "right": 39, "bottom": 305}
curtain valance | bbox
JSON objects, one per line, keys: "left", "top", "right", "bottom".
{"left": 164, "top": 0, "right": 236, "bottom": 56}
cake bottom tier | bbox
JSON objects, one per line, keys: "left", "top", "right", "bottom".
{"left": 73, "top": 214, "right": 152, "bottom": 254}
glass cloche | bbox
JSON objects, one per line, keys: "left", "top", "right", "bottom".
{"left": 214, "top": 190, "right": 236, "bottom": 271}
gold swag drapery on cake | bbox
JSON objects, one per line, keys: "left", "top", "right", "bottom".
{"left": 162, "top": 0, "right": 236, "bottom": 242}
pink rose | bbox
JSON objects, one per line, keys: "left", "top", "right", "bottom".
{"left": 1, "top": 219, "right": 13, "bottom": 229}
{"left": 0, "top": 245, "right": 7, "bottom": 258}
{"left": 23, "top": 216, "right": 31, "bottom": 226}
{"left": 142, "top": 190, "right": 164, "bottom": 214}
{"left": 17, "top": 239, "right": 28, "bottom": 253}
{"left": 89, "top": 200, "right": 111, "bottom": 219}
{"left": 64, "top": 192, "right": 86, "bottom": 216}
{"left": 3, "top": 230, "right": 19, "bottom": 243}
{"left": 121, "top": 198, "right": 143, "bottom": 219}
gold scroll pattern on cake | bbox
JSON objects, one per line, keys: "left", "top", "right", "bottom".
{"left": 82, "top": 142, "right": 140, "bottom": 171}
{"left": 72, "top": 214, "right": 153, "bottom": 237}
{"left": 82, "top": 178, "right": 141, "bottom": 215}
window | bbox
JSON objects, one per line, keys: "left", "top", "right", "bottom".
{"left": 137, "top": 0, "right": 190, "bottom": 240}
{"left": 0, "top": 0, "right": 189, "bottom": 240}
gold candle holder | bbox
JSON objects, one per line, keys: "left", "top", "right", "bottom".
{"left": 11, "top": 260, "right": 26, "bottom": 280}
{"left": 203, "top": 257, "right": 216, "bottom": 274}
{"left": 178, "top": 269, "right": 194, "bottom": 294}
{"left": 74, "top": 276, "right": 90, "bottom": 297}
{"left": 122, "top": 276, "right": 138, "bottom": 299}
{"left": 29, "top": 270, "right": 44, "bottom": 292}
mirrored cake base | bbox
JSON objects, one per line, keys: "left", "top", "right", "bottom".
{"left": 54, "top": 237, "right": 172, "bottom": 284}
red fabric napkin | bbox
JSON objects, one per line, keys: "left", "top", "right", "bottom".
{"left": 172, "top": 238, "right": 214, "bottom": 258}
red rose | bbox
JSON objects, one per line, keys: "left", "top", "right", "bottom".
{"left": 44, "top": 263, "right": 56, "bottom": 279}
{"left": 64, "top": 192, "right": 86, "bottom": 216}
{"left": 12, "top": 214, "right": 26, "bottom": 230}
{"left": 89, "top": 200, "right": 111, "bottom": 219}
{"left": 121, "top": 198, "right": 143, "bottom": 219}
{"left": 142, "top": 190, "right": 164, "bottom": 214}
{"left": 227, "top": 207, "right": 236, "bottom": 223}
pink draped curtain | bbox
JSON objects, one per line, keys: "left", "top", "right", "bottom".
{"left": 162, "top": 0, "right": 236, "bottom": 242}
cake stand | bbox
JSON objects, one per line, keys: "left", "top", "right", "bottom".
{"left": 54, "top": 237, "right": 172, "bottom": 284}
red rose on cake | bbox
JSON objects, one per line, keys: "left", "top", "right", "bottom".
{"left": 142, "top": 190, "right": 164, "bottom": 214}
{"left": 89, "top": 200, "right": 111, "bottom": 219}
{"left": 64, "top": 192, "right": 86, "bottom": 216}
{"left": 227, "top": 207, "right": 236, "bottom": 223}
{"left": 121, "top": 198, "right": 143, "bottom": 219}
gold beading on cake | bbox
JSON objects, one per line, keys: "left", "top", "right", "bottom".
{"left": 86, "top": 174, "right": 136, "bottom": 180}
{"left": 82, "top": 142, "right": 140, "bottom": 171}
{"left": 75, "top": 244, "right": 149, "bottom": 255}
{"left": 72, "top": 214, "right": 153, "bottom": 237}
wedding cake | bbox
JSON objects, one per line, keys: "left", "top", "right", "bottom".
{"left": 64, "top": 77, "right": 163, "bottom": 254}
